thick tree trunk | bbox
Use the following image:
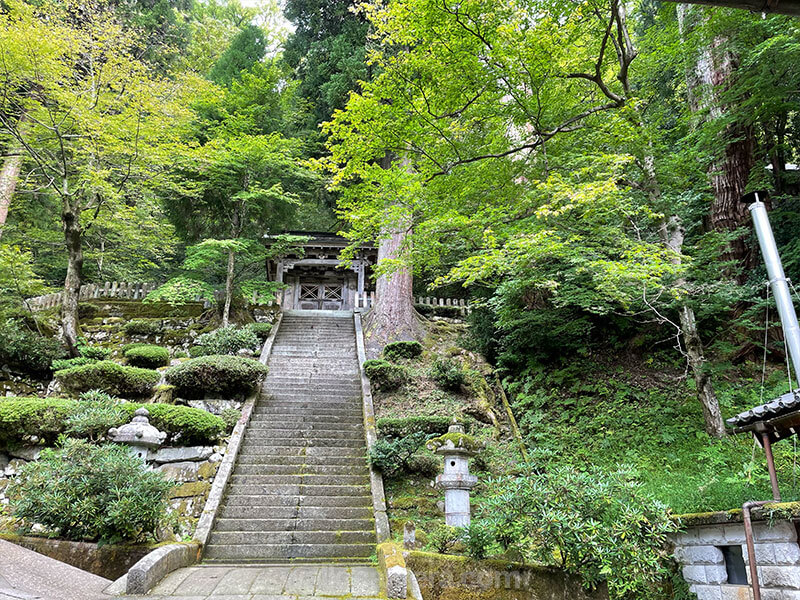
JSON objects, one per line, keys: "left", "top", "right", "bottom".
{"left": 364, "top": 222, "right": 422, "bottom": 357}
{"left": 61, "top": 202, "right": 83, "bottom": 357}
{"left": 679, "top": 5, "right": 756, "bottom": 276}
{"left": 222, "top": 247, "right": 235, "bottom": 327}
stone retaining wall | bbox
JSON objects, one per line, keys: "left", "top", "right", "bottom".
{"left": 406, "top": 551, "right": 607, "bottom": 600}
{"left": 674, "top": 519, "right": 800, "bottom": 599}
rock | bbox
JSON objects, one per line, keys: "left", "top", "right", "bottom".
{"left": 436, "top": 500, "right": 445, "bottom": 514}
{"left": 156, "top": 461, "right": 199, "bottom": 482}
{"left": 169, "top": 480, "right": 211, "bottom": 499}
{"left": 197, "top": 461, "right": 218, "bottom": 480}
{"left": 208, "top": 453, "right": 223, "bottom": 463}
{"left": 0, "top": 453, "right": 8, "bottom": 473}
{"left": 153, "top": 446, "right": 212, "bottom": 464}
{"left": 10, "top": 446, "right": 42, "bottom": 461}
{"left": 187, "top": 399, "right": 242, "bottom": 415}
{"left": 4, "top": 458, "right": 27, "bottom": 477}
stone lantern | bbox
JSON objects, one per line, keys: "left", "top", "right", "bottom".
{"left": 108, "top": 408, "right": 167, "bottom": 461}
{"left": 427, "top": 422, "right": 482, "bottom": 527}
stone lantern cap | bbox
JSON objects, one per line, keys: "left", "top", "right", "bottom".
{"left": 108, "top": 408, "right": 167, "bottom": 449}
{"left": 426, "top": 423, "right": 483, "bottom": 457}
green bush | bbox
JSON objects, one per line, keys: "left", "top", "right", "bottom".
{"left": 433, "top": 305, "right": 462, "bottom": 318}
{"left": 188, "top": 345, "right": 210, "bottom": 358}
{"left": 364, "top": 359, "right": 407, "bottom": 391}
{"left": 7, "top": 438, "right": 173, "bottom": 543}
{"left": 429, "top": 358, "right": 466, "bottom": 391}
{"left": 123, "top": 403, "right": 225, "bottom": 445}
{"left": 414, "top": 303, "right": 434, "bottom": 316}
{"left": 461, "top": 521, "right": 493, "bottom": 560}
{"left": 368, "top": 432, "right": 429, "bottom": 478}
{"left": 221, "top": 407, "right": 241, "bottom": 432}
{"left": 377, "top": 416, "right": 454, "bottom": 439}
{"left": 406, "top": 453, "right": 439, "bottom": 478}
{"left": 245, "top": 322, "right": 272, "bottom": 341}
{"left": 65, "top": 393, "right": 125, "bottom": 442}
{"left": 481, "top": 464, "right": 677, "bottom": 599}
{"left": 164, "top": 355, "right": 267, "bottom": 398}
{"left": 123, "top": 318, "right": 163, "bottom": 336}
{"left": 383, "top": 341, "right": 423, "bottom": 361}
{"left": 425, "top": 524, "right": 462, "bottom": 554}
{"left": 0, "top": 397, "right": 225, "bottom": 446}
{"left": 194, "top": 326, "right": 260, "bottom": 356}
{"left": 78, "top": 342, "right": 111, "bottom": 360}
{"left": 55, "top": 361, "right": 160, "bottom": 398}
{"left": 51, "top": 356, "right": 97, "bottom": 372}
{"left": 0, "top": 397, "right": 77, "bottom": 446}
{"left": 124, "top": 344, "right": 170, "bottom": 369}
{"left": 144, "top": 276, "right": 213, "bottom": 305}
{"left": 0, "top": 320, "right": 66, "bottom": 375}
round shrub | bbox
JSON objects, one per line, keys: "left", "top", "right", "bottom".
{"left": 429, "top": 358, "right": 466, "bottom": 391}
{"left": 363, "top": 359, "right": 407, "bottom": 391}
{"left": 383, "top": 341, "right": 423, "bottom": 361}
{"left": 245, "top": 322, "right": 272, "bottom": 342}
{"left": 78, "top": 342, "right": 111, "bottom": 360}
{"left": 123, "top": 403, "right": 226, "bottom": 445}
{"left": 8, "top": 438, "right": 173, "bottom": 543}
{"left": 194, "top": 326, "right": 260, "bottom": 356}
{"left": 123, "top": 318, "right": 163, "bottom": 336}
{"left": 124, "top": 344, "right": 170, "bottom": 369}
{"left": 188, "top": 345, "right": 211, "bottom": 358}
{"left": 65, "top": 394, "right": 126, "bottom": 442}
{"left": 0, "top": 397, "right": 77, "bottom": 446}
{"left": 0, "top": 320, "right": 66, "bottom": 375}
{"left": 164, "top": 355, "right": 267, "bottom": 398}
{"left": 55, "top": 361, "right": 160, "bottom": 398}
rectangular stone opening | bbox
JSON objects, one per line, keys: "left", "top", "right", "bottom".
{"left": 719, "top": 545, "right": 747, "bottom": 585}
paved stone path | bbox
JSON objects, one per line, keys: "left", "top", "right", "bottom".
{"left": 137, "top": 565, "right": 382, "bottom": 599}
{"left": 0, "top": 539, "right": 111, "bottom": 600}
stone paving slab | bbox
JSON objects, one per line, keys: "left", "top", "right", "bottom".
{"left": 147, "top": 565, "right": 382, "bottom": 599}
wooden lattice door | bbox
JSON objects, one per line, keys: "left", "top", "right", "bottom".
{"left": 298, "top": 283, "right": 344, "bottom": 310}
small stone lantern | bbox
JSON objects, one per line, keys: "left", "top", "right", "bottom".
{"left": 108, "top": 408, "right": 167, "bottom": 461}
{"left": 427, "top": 422, "right": 481, "bottom": 527}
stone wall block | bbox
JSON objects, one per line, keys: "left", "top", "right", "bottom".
{"left": 706, "top": 565, "right": 728, "bottom": 585}
{"left": 754, "top": 521, "right": 798, "bottom": 543}
{"left": 685, "top": 545, "right": 725, "bottom": 565}
{"left": 760, "top": 566, "right": 800, "bottom": 589}
{"left": 743, "top": 543, "right": 777, "bottom": 566}
{"left": 691, "top": 584, "right": 723, "bottom": 600}
{"left": 684, "top": 565, "right": 710, "bottom": 584}
{"left": 153, "top": 447, "right": 212, "bottom": 464}
{"left": 698, "top": 526, "right": 728, "bottom": 545}
{"left": 723, "top": 526, "right": 747, "bottom": 544}
{"left": 156, "top": 461, "right": 199, "bottom": 482}
{"left": 780, "top": 590, "right": 800, "bottom": 599}
{"left": 773, "top": 543, "right": 800, "bottom": 566}
{"left": 719, "top": 585, "right": 753, "bottom": 600}
{"left": 677, "top": 529, "right": 700, "bottom": 545}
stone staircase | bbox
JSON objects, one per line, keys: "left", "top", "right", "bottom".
{"left": 204, "top": 311, "right": 375, "bottom": 563}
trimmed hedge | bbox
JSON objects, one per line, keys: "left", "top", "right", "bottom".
{"left": 377, "top": 416, "right": 454, "bottom": 439}
{"left": 51, "top": 357, "right": 97, "bottom": 372}
{"left": 123, "top": 318, "right": 163, "bottom": 336}
{"left": 364, "top": 359, "right": 407, "bottom": 391}
{"left": 383, "top": 341, "right": 423, "bottom": 361}
{"left": 164, "top": 355, "right": 267, "bottom": 398}
{"left": 0, "top": 321, "right": 66, "bottom": 375}
{"left": 429, "top": 358, "right": 467, "bottom": 391}
{"left": 124, "top": 344, "right": 169, "bottom": 369}
{"left": 55, "top": 361, "right": 160, "bottom": 398}
{"left": 193, "top": 326, "right": 259, "bottom": 356}
{"left": 0, "top": 397, "right": 226, "bottom": 446}
{"left": 0, "top": 397, "right": 77, "bottom": 446}
{"left": 414, "top": 304, "right": 464, "bottom": 319}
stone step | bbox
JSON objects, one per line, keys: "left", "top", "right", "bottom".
{"left": 233, "top": 464, "right": 369, "bottom": 476}
{"left": 259, "top": 397, "right": 362, "bottom": 405}
{"left": 253, "top": 405, "right": 363, "bottom": 416}
{"left": 269, "top": 351, "right": 357, "bottom": 358}
{"left": 208, "top": 530, "right": 374, "bottom": 547}
{"left": 218, "top": 505, "right": 374, "bottom": 520}
{"left": 230, "top": 474, "right": 370, "bottom": 486}
{"left": 245, "top": 423, "right": 364, "bottom": 432}
{"left": 237, "top": 452, "right": 366, "bottom": 463}
{"left": 245, "top": 430, "right": 364, "bottom": 441}
{"left": 236, "top": 454, "right": 367, "bottom": 466}
{"left": 250, "top": 411, "right": 363, "bottom": 421}
{"left": 225, "top": 483, "right": 371, "bottom": 497}
{"left": 266, "top": 377, "right": 361, "bottom": 386}
{"left": 238, "top": 440, "right": 365, "bottom": 452}
{"left": 266, "top": 385, "right": 362, "bottom": 393}
{"left": 213, "top": 517, "right": 374, "bottom": 532}
{"left": 242, "top": 435, "right": 364, "bottom": 447}
{"left": 203, "top": 543, "right": 374, "bottom": 561}
{"left": 222, "top": 494, "right": 372, "bottom": 508}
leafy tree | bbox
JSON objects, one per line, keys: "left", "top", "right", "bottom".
{"left": 209, "top": 24, "right": 267, "bottom": 86}
{"left": 0, "top": 0, "right": 204, "bottom": 354}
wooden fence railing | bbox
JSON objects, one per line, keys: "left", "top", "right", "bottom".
{"left": 354, "top": 292, "right": 470, "bottom": 314}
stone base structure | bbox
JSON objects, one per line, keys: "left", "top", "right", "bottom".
{"left": 673, "top": 504, "right": 800, "bottom": 599}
